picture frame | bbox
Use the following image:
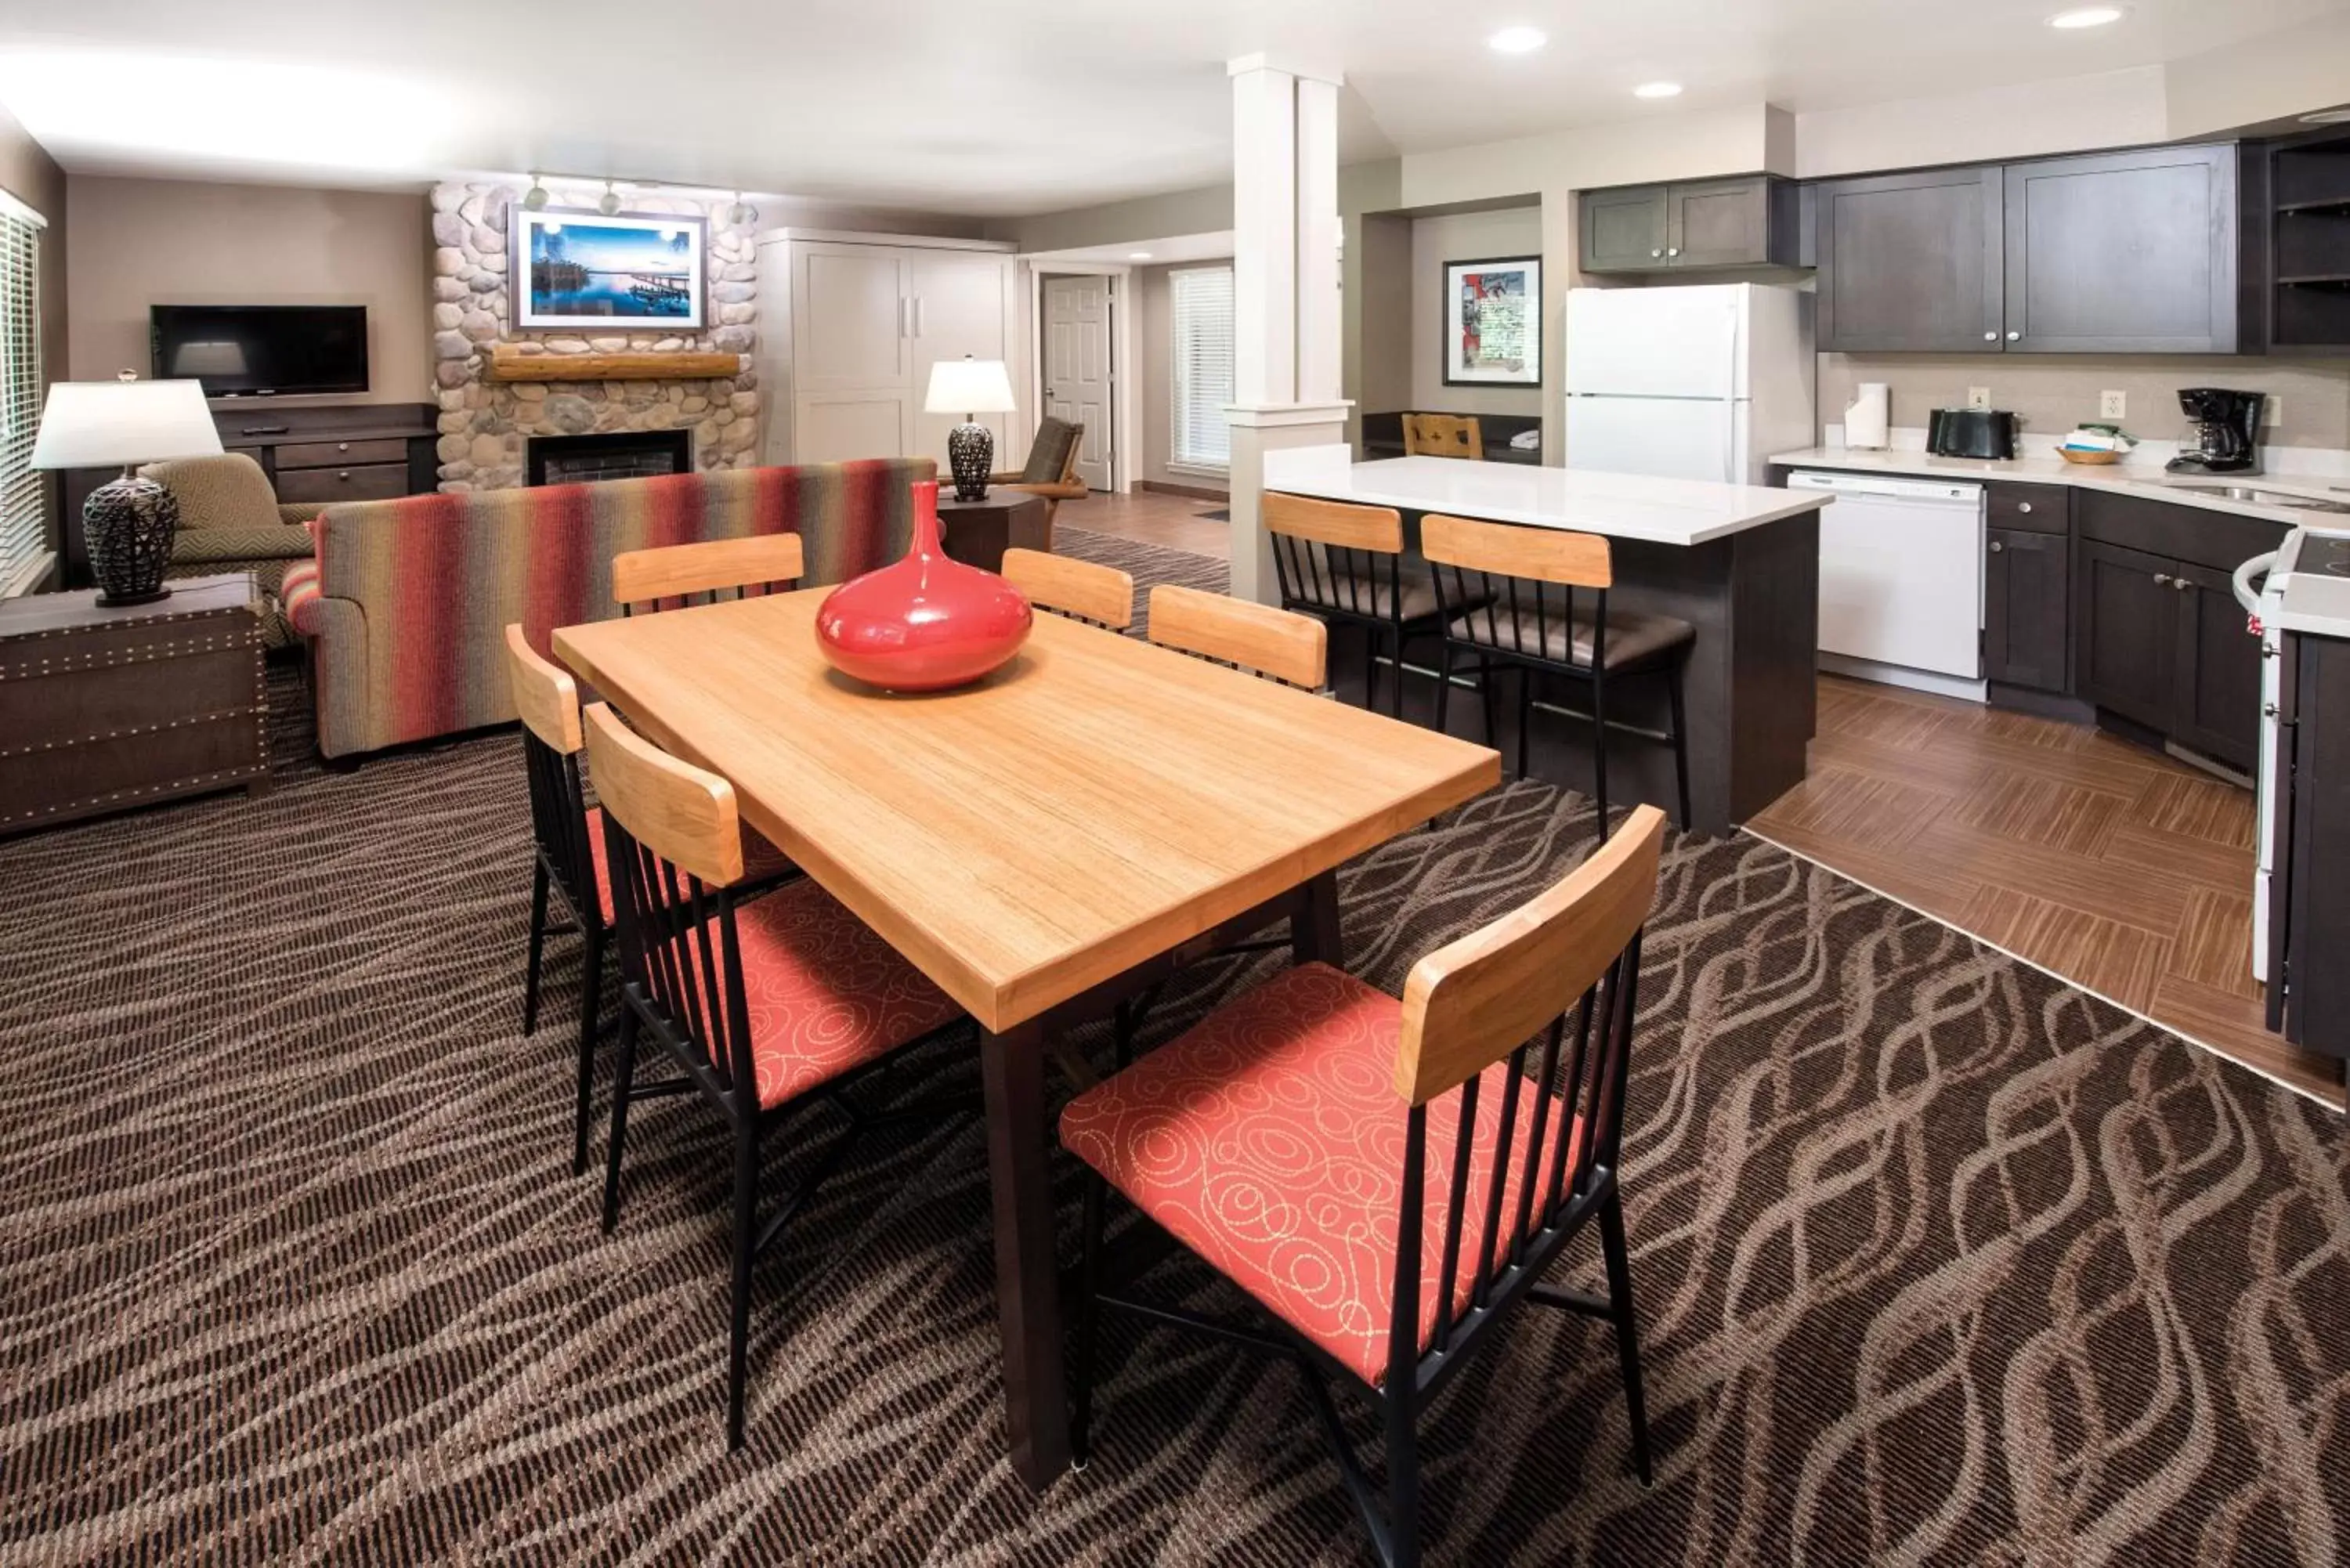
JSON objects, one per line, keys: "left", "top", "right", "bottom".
{"left": 508, "top": 207, "right": 709, "bottom": 331}
{"left": 1441, "top": 255, "right": 1542, "bottom": 387}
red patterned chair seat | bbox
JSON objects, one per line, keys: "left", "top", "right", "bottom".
{"left": 581, "top": 805, "right": 793, "bottom": 927}
{"left": 1059, "top": 962, "right": 1580, "bottom": 1388}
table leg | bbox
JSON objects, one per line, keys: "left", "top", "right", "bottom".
{"left": 1292, "top": 868, "right": 1344, "bottom": 968}
{"left": 978, "top": 1017, "right": 1072, "bottom": 1491}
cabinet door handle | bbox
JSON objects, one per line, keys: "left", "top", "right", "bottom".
{"left": 1988, "top": 540, "right": 2005, "bottom": 553}
{"left": 338, "top": 470, "right": 351, "bottom": 481}
{"left": 1650, "top": 248, "right": 1662, "bottom": 258}
{"left": 1667, "top": 247, "right": 1680, "bottom": 258}
{"left": 2175, "top": 578, "right": 2192, "bottom": 593}
{"left": 1984, "top": 331, "right": 1998, "bottom": 342}
{"left": 2153, "top": 572, "right": 2174, "bottom": 586}
{"left": 913, "top": 297, "right": 924, "bottom": 337}
{"left": 336, "top": 442, "right": 350, "bottom": 453}
{"left": 2016, "top": 501, "right": 2033, "bottom": 514}
{"left": 2007, "top": 331, "right": 2022, "bottom": 341}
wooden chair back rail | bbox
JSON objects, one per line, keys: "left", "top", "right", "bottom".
{"left": 1264, "top": 491, "right": 1405, "bottom": 555}
{"left": 1269, "top": 533, "right": 1400, "bottom": 622}
{"left": 1403, "top": 413, "right": 1485, "bottom": 461}
{"left": 611, "top": 533, "right": 806, "bottom": 612}
{"left": 1421, "top": 513, "right": 1611, "bottom": 589}
{"left": 504, "top": 623, "right": 584, "bottom": 755}
{"left": 1146, "top": 584, "right": 1328, "bottom": 692}
{"left": 581, "top": 701, "right": 747, "bottom": 888}
{"left": 1000, "top": 547, "right": 1135, "bottom": 631}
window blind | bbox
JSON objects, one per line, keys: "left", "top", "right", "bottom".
{"left": 1170, "top": 265, "right": 1233, "bottom": 471}
{"left": 0, "top": 191, "right": 45, "bottom": 598}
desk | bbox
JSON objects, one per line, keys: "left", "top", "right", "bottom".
{"left": 554, "top": 591, "right": 1498, "bottom": 1487}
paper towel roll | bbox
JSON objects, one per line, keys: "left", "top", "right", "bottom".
{"left": 1845, "top": 383, "right": 1890, "bottom": 450}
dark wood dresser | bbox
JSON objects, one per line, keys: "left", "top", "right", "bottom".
{"left": 0, "top": 573, "right": 271, "bottom": 836}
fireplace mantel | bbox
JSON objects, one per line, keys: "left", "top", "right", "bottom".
{"left": 487, "top": 345, "right": 742, "bottom": 383}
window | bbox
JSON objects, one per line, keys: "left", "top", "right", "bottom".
{"left": 0, "top": 189, "right": 44, "bottom": 597}
{"left": 1170, "top": 265, "right": 1233, "bottom": 471}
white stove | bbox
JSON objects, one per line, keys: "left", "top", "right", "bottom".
{"left": 2247, "top": 526, "right": 2350, "bottom": 982}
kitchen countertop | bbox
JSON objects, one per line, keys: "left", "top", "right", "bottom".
{"left": 1264, "top": 446, "right": 1829, "bottom": 547}
{"left": 1770, "top": 445, "right": 2350, "bottom": 529}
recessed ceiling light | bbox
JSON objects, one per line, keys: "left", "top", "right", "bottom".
{"left": 1128, "top": 251, "right": 1153, "bottom": 260}
{"left": 2048, "top": 6, "right": 2125, "bottom": 28}
{"left": 2301, "top": 107, "right": 2350, "bottom": 125}
{"left": 1487, "top": 27, "right": 1546, "bottom": 54}
{"left": 1633, "top": 81, "right": 1684, "bottom": 99}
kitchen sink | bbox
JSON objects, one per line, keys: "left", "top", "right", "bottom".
{"left": 2167, "top": 482, "right": 2350, "bottom": 514}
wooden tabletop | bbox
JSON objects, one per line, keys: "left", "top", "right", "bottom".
{"left": 554, "top": 589, "right": 1500, "bottom": 1031}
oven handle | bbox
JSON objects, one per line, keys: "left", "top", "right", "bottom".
{"left": 2233, "top": 550, "right": 2279, "bottom": 620}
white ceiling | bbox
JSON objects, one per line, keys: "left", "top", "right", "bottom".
{"left": 1027, "top": 233, "right": 1236, "bottom": 267}
{"left": 0, "top": 0, "right": 2342, "bottom": 217}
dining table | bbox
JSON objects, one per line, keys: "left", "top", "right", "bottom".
{"left": 553, "top": 587, "right": 1501, "bottom": 1490}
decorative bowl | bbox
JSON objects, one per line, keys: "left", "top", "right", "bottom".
{"left": 2058, "top": 448, "right": 2127, "bottom": 465}
{"left": 815, "top": 479, "right": 1032, "bottom": 692}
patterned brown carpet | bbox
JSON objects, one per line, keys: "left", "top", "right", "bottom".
{"left": 3, "top": 526, "right": 2348, "bottom": 1566}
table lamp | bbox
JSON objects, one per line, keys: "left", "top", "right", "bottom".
{"left": 923, "top": 356, "right": 1018, "bottom": 502}
{"left": 31, "top": 374, "right": 224, "bottom": 606}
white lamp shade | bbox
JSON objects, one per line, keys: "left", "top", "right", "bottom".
{"left": 30, "top": 378, "right": 225, "bottom": 469}
{"left": 923, "top": 358, "right": 1017, "bottom": 416}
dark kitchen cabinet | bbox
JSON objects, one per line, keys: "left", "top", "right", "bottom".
{"left": 1983, "top": 526, "right": 2070, "bottom": 692}
{"left": 1815, "top": 165, "right": 2005, "bottom": 352}
{"left": 1581, "top": 186, "right": 1670, "bottom": 272}
{"left": 2169, "top": 561, "right": 2262, "bottom": 770}
{"left": 2077, "top": 537, "right": 2180, "bottom": 732}
{"left": 2274, "top": 632, "right": 2350, "bottom": 1057}
{"left": 1579, "top": 176, "right": 1796, "bottom": 273}
{"left": 2003, "top": 144, "right": 2247, "bottom": 354}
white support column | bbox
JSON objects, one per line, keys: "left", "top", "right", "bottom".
{"left": 1225, "top": 54, "right": 1351, "bottom": 607}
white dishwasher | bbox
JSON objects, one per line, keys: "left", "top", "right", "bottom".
{"left": 1788, "top": 471, "right": 1987, "bottom": 693}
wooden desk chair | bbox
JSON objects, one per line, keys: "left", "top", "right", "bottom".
{"left": 1402, "top": 414, "right": 1484, "bottom": 461}
{"left": 504, "top": 626, "right": 794, "bottom": 1176}
{"left": 1002, "top": 547, "right": 1133, "bottom": 632}
{"left": 1265, "top": 491, "right": 1466, "bottom": 718}
{"left": 1063, "top": 806, "right": 1667, "bottom": 1568}
{"left": 583, "top": 702, "right": 969, "bottom": 1448}
{"left": 612, "top": 533, "right": 804, "bottom": 616}
{"left": 990, "top": 416, "right": 1090, "bottom": 533}
{"left": 1147, "top": 583, "right": 1326, "bottom": 692}
{"left": 1423, "top": 515, "right": 1694, "bottom": 831}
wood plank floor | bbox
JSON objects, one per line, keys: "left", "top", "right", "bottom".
{"left": 1056, "top": 490, "right": 1230, "bottom": 558}
{"left": 1748, "top": 675, "right": 2344, "bottom": 1107}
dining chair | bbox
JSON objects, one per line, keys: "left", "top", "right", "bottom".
{"left": 1423, "top": 514, "right": 1693, "bottom": 832}
{"left": 1402, "top": 413, "right": 1484, "bottom": 461}
{"left": 1001, "top": 547, "right": 1134, "bottom": 632}
{"left": 582, "top": 701, "right": 968, "bottom": 1448}
{"left": 1146, "top": 583, "right": 1327, "bottom": 692}
{"left": 504, "top": 625, "right": 793, "bottom": 1176}
{"left": 612, "top": 533, "right": 804, "bottom": 616}
{"left": 1063, "top": 805, "right": 1665, "bottom": 1568}
{"left": 1264, "top": 491, "right": 1459, "bottom": 717}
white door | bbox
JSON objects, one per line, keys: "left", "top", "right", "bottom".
{"left": 793, "top": 246, "right": 908, "bottom": 392}
{"left": 1042, "top": 275, "right": 1112, "bottom": 490}
{"left": 794, "top": 390, "right": 910, "bottom": 464}
{"left": 1564, "top": 395, "right": 1738, "bottom": 484}
{"left": 909, "top": 254, "right": 1012, "bottom": 474}
{"left": 1564, "top": 284, "right": 1743, "bottom": 399}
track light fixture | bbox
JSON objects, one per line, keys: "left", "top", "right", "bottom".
{"left": 597, "top": 180, "right": 621, "bottom": 217}
{"left": 728, "top": 190, "right": 759, "bottom": 226}
{"left": 521, "top": 175, "right": 549, "bottom": 211}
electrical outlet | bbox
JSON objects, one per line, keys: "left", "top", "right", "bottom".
{"left": 2099, "top": 390, "right": 2128, "bottom": 421}
{"left": 1966, "top": 386, "right": 1992, "bottom": 411}
{"left": 2265, "top": 395, "right": 2284, "bottom": 429}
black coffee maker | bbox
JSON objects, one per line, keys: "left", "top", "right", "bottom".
{"left": 2166, "top": 388, "right": 2265, "bottom": 475}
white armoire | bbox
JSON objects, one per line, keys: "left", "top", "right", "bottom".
{"left": 754, "top": 229, "right": 1027, "bottom": 471}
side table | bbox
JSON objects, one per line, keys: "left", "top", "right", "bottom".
{"left": 0, "top": 573, "right": 271, "bottom": 836}
{"left": 935, "top": 491, "right": 1051, "bottom": 574}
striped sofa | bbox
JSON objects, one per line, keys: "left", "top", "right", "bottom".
{"left": 280, "top": 460, "right": 933, "bottom": 760}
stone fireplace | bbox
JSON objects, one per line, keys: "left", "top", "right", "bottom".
{"left": 428, "top": 181, "right": 761, "bottom": 493}
{"left": 527, "top": 429, "right": 693, "bottom": 487}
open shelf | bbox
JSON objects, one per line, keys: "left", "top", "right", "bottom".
{"left": 2280, "top": 273, "right": 2350, "bottom": 287}
{"left": 2280, "top": 197, "right": 2350, "bottom": 216}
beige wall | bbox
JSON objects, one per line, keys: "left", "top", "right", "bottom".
{"left": 65, "top": 175, "right": 431, "bottom": 405}
{"left": 1354, "top": 211, "right": 1412, "bottom": 428}
{"left": 1794, "top": 68, "right": 2169, "bottom": 179}
{"left": 1410, "top": 206, "right": 1543, "bottom": 418}
{"left": 989, "top": 184, "right": 1232, "bottom": 255}
{"left": 0, "top": 101, "right": 67, "bottom": 564}
{"left": 1818, "top": 353, "right": 2350, "bottom": 451}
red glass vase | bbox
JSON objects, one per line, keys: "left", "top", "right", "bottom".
{"left": 815, "top": 479, "right": 1033, "bottom": 692}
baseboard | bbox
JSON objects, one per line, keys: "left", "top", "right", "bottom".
{"left": 1987, "top": 682, "right": 2095, "bottom": 725}
{"left": 1818, "top": 652, "right": 1987, "bottom": 703}
{"left": 1138, "top": 479, "right": 1228, "bottom": 502}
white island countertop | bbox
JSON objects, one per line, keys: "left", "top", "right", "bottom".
{"left": 1263, "top": 446, "right": 1830, "bottom": 547}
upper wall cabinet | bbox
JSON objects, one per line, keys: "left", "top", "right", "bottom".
{"left": 1579, "top": 176, "right": 1799, "bottom": 274}
{"left": 1815, "top": 166, "right": 2005, "bottom": 353}
{"left": 1815, "top": 143, "right": 2255, "bottom": 355}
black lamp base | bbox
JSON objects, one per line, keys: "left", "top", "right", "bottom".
{"left": 946, "top": 421, "right": 993, "bottom": 503}
{"left": 86, "top": 469, "right": 180, "bottom": 607}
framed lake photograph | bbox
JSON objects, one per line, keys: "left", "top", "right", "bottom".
{"left": 509, "top": 208, "right": 707, "bottom": 331}
{"left": 1442, "top": 255, "right": 1541, "bottom": 387}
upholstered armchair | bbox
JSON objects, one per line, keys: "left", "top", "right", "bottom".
{"left": 141, "top": 453, "right": 320, "bottom": 648}
{"left": 990, "top": 416, "right": 1088, "bottom": 533}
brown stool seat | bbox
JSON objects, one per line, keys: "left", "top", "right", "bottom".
{"left": 1444, "top": 605, "right": 1694, "bottom": 671}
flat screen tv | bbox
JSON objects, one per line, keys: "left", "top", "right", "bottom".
{"left": 150, "top": 305, "right": 370, "bottom": 398}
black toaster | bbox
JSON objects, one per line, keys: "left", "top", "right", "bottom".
{"left": 1927, "top": 408, "right": 2019, "bottom": 461}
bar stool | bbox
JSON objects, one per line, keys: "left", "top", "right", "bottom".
{"left": 1264, "top": 491, "right": 1452, "bottom": 717}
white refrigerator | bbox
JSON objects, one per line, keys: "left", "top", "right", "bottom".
{"left": 1562, "top": 284, "right": 1816, "bottom": 486}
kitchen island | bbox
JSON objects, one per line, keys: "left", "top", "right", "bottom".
{"left": 1262, "top": 446, "right": 1831, "bottom": 835}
